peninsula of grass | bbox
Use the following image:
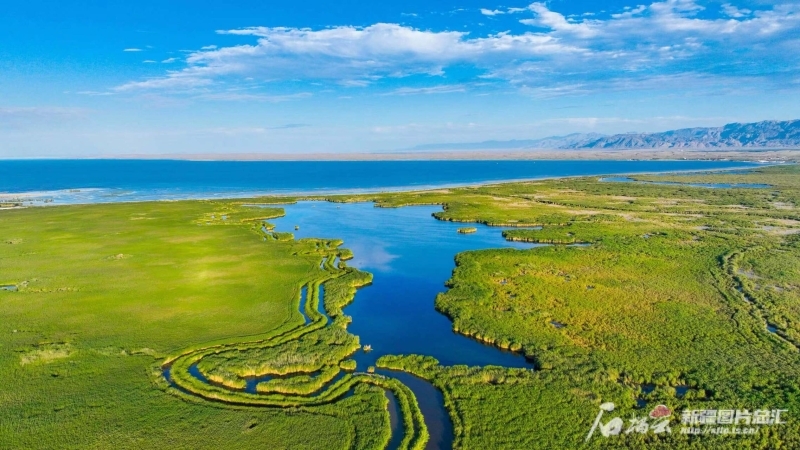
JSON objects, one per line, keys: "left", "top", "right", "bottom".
{"left": 2, "top": 164, "right": 800, "bottom": 449}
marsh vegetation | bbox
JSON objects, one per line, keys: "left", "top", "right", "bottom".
{"left": 2, "top": 165, "right": 799, "bottom": 449}
{"left": 324, "top": 165, "right": 800, "bottom": 448}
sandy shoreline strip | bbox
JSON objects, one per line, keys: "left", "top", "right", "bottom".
{"left": 94, "top": 149, "right": 800, "bottom": 162}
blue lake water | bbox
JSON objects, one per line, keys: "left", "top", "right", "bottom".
{"left": 0, "top": 159, "right": 759, "bottom": 205}
{"left": 270, "top": 201, "right": 555, "bottom": 449}
{"left": 271, "top": 201, "right": 539, "bottom": 369}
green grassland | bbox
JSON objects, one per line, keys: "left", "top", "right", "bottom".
{"left": 335, "top": 165, "right": 800, "bottom": 449}
{"left": 1, "top": 164, "right": 800, "bottom": 449}
{"left": 161, "top": 256, "right": 428, "bottom": 449}
{"left": 0, "top": 201, "right": 390, "bottom": 449}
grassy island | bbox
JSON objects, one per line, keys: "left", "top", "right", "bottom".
{"left": 457, "top": 227, "right": 478, "bottom": 234}
{"left": 1, "top": 164, "right": 799, "bottom": 449}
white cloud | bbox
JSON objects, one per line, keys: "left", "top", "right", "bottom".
{"left": 115, "top": 23, "right": 579, "bottom": 92}
{"left": 519, "top": 1, "right": 799, "bottom": 39}
{"left": 123, "top": 48, "right": 143, "bottom": 52}
{"left": 143, "top": 60, "right": 157, "bottom": 63}
{"left": 339, "top": 79, "right": 374, "bottom": 88}
{"left": 386, "top": 85, "right": 468, "bottom": 95}
{"left": 721, "top": 3, "right": 752, "bottom": 19}
{"left": 76, "top": 90, "right": 115, "bottom": 96}
{"left": 268, "top": 123, "right": 310, "bottom": 129}
{"left": 514, "top": 71, "right": 790, "bottom": 100}
{"left": 196, "top": 92, "right": 312, "bottom": 102}
{"left": 113, "top": 1, "right": 800, "bottom": 97}
{"left": 201, "top": 45, "right": 217, "bottom": 50}
{"left": 480, "top": 9, "right": 504, "bottom": 16}
{"left": 611, "top": 5, "right": 647, "bottom": 19}
{"left": 481, "top": 6, "right": 527, "bottom": 15}
{"left": 115, "top": 73, "right": 214, "bottom": 92}
{"left": 522, "top": 3, "right": 599, "bottom": 38}
{"left": 162, "top": 57, "right": 177, "bottom": 63}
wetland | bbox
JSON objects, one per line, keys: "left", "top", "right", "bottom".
{"left": 2, "top": 163, "right": 800, "bottom": 449}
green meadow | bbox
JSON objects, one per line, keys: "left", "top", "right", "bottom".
{"left": 0, "top": 202, "right": 388, "bottom": 449}
{"left": 337, "top": 164, "right": 800, "bottom": 448}
{"left": 1, "top": 164, "right": 799, "bottom": 449}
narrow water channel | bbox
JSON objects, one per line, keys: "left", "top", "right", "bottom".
{"left": 270, "top": 201, "right": 550, "bottom": 449}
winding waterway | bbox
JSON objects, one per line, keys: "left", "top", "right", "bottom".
{"left": 167, "top": 196, "right": 788, "bottom": 449}
{"left": 269, "top": 201, "right": 555, "bottom": 449}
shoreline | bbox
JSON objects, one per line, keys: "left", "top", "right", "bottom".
{"left": 0, "top": 162, "right": 772, "bottom": 208}
{"left": 1, "top": 148, "right": 799, "bottom": 163}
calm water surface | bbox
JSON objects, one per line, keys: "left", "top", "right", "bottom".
{"left": 271, "top": 201, "right": 542, "bottom": 368}
{"left": 270, "top": 201, "right": 570, "bottom": 449}
{"left": 0, "top": 159, "right": 759, "bottom": 205}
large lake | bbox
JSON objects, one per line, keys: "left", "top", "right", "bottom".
{"left": 0, "top": 159, "right": 758, "bottom": 204}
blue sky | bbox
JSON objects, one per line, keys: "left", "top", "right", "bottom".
{"left": 1, "top": 1, "right": 799, "bottom": 157}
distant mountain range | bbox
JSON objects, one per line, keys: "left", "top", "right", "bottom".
{"left": 409, "top": 133, "right": 607, "bottom": 151}
{"left": 408, "top": 120, "right": 800, "bottom": 151}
